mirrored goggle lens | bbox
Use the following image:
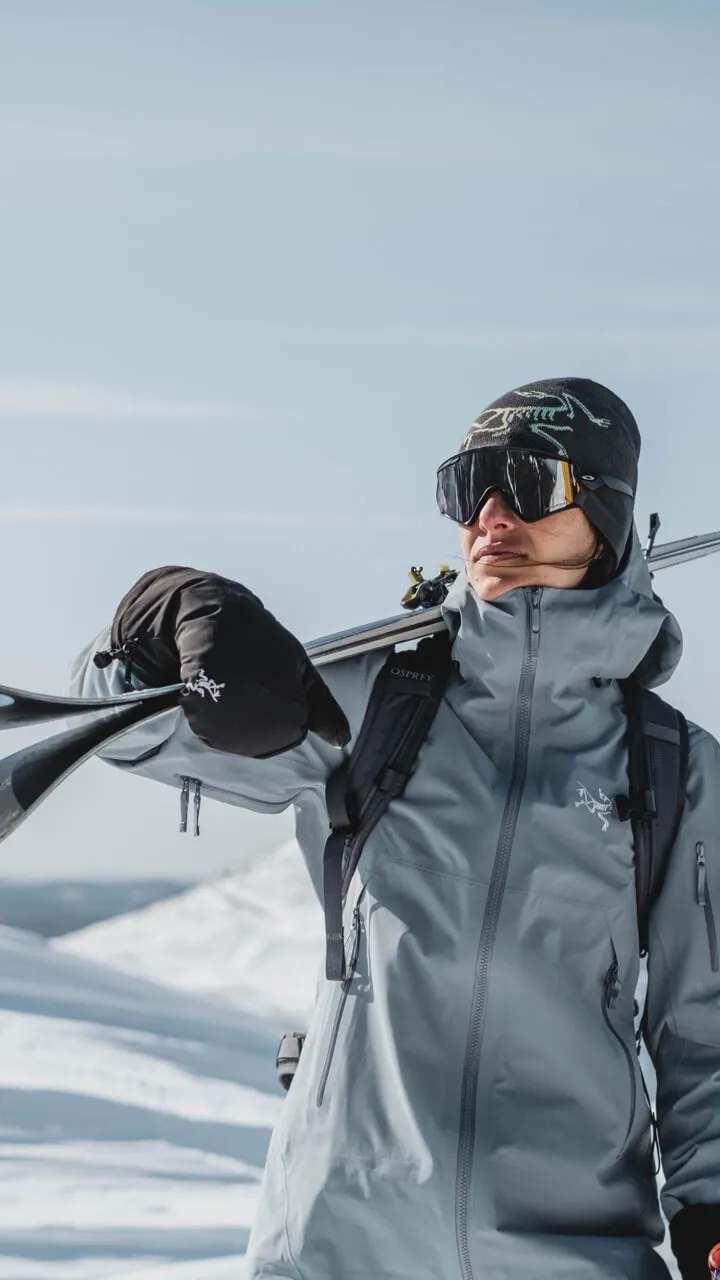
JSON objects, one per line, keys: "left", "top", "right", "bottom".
{"left": 436, "top": 450, "right": 577, "bottom": 525}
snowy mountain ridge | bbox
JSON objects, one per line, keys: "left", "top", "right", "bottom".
{"left": 55, "top": 839, "right": 324, "bottom": 1023}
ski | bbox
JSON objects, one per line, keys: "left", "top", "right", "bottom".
{"left": 644, "top": 528, "right": 720, "bottom": 571}
{"left": 307, "top": 602, "right": 445, "bottom": 666}
{"left": 0, "top": 523, "right": 717, "bottom": 846}
{"left": 0, "top": 688, "right": 182, "bottom": 843}
{"left": 0, "top": 681, "right": 184, "bottom": 730}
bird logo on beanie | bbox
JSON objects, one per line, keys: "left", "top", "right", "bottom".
{"left": 463, "top": 388, "right": 611, "bottom": 457}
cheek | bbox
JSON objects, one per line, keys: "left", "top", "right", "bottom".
{"left": 573, "top": 510, "right": 599, "bottom": 555}
{"left": 537, "top": 509, "right": 595, "bottom": 556}
{"left": 458, "top": 529, "right": 473, "bottom": 559}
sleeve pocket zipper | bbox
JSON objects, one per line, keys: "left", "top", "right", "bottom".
{"left": 696, "top": 843, "right": 719, "bottom": 971}
{"left": 602, "top": 949, "right": 637, "bottom": 1158}
{"left": 316, "top": 899, "right": 364, "bottom": 1108}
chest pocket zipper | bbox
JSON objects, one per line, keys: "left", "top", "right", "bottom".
{"left": 316, "top": 899, "right": 364, "bottom": 1108}
{"left": 602, "top": 950, "right": 637, "bottom": 1158}
{"left": 696, "top": 843, "right": 719, "bottom": 972}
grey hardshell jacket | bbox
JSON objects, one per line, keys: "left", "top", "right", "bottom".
{"left": 70, "top": 537, "right": 720, "bottom": 1280}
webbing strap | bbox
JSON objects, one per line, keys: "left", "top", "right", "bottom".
{"left": 324, "top": 830, "right": 350, "bottom": 981}
{"left": 323, "top": 767, "right": 354, "bottom": 980}
{"left": 643, "top": 721, "right": 682, "bottom": 746}
{"left": 322, "top": 632, "right": 453, "bottom": 980}
{"left": 618, "top": 681, "right": 689, "bottom": 957}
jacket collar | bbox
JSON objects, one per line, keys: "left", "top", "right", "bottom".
{"left": 441, "top": 528, "right": 682, "bottom": 692}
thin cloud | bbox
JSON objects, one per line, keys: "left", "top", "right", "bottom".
{"left": 0, "top": 505, "right": 303, "bottom": 525}
{"left": 0, "top": 504, "right": 426, "bottom": 529}
{"left": 0, "top": 380, "right": 259, "bottom": 423}
{"left": 229, "top": 324, "right": 720, "bottom": 349}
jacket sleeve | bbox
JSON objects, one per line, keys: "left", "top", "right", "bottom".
{"left": 644, "top": 724, "right": 720, "bottom": 1277}
{"left": 69, "top": 625, "right": 384, "bottom": 819}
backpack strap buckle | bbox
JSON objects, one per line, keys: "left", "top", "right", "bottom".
{"left": 616, "top": 789, "right": 657, "bottom": 822}
{"left": 377, "top": 764, "right": 410, "bottom": 798}
{"left": 276, "top": 1031, "right": 306, "bottom": 1092}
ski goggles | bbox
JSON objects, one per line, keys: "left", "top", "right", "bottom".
{"left": 436, "top": 449, "right": 635, "bottom": 527}
{"left": 436, "top": 448, "right": 584, "bottom": 526}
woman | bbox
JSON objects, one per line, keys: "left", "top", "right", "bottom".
{"left": 71, "top": 377, "right": 720, "bottom": 1280}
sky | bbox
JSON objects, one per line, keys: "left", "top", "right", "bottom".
{"left": 1, "top": 0, "right": 719, "bottom": 878}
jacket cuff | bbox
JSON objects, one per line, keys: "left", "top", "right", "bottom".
{"left": 670, "top": 1204, "right": 720, "bottom": 1279}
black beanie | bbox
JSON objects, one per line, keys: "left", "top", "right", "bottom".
{"left": 461, "top": 377, "right": 640, "bottom": 573}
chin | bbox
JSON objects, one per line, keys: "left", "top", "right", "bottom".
{"left": 470, "top": 570, "right": 525, "bottom": 601}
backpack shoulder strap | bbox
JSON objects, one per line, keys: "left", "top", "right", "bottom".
{"left": 322, "top": 630, "right": 454, "bottom": 981}
{"left": 617, "top": 681, "right": 689, "bottom": 955}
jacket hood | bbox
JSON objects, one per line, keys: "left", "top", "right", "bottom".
{"left": 442, "top": 524, "right": 682, "bottom": 691}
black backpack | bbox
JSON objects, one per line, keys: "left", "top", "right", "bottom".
{"left": 321, "top": 630, "right": 689, "bottom": 983}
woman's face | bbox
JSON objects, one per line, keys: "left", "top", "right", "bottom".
{"left": 458, "top": 490, "right": 599, "bottom": 601}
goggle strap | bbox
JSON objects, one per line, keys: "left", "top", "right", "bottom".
{"left": 580, "top": 473, "right": 634, "bottom": 498}
{"left": 601, "top": 474, "right": 634, "bottom": 498}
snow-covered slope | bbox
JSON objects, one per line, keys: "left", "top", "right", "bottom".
{"left": 56, "top": 840, "right": 324, "bottom": 1022}
{"left": 0, "top": 924, "right": 282, "bottom": 1278}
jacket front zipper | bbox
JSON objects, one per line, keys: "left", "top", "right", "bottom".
{"left": 316, "top": 899, "right": 364, "bottom": 1108}
{"left": 696, "top": 842, "right": 719, "bottom": 971}
{"left": 455, "top": 587, "right": 542, "bottom": 1280}
{"left": 602, "top": 951, "right": 637, "bottom": 1157}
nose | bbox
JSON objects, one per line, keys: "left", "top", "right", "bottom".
{"left": 472, "top": 489, "right": 519, "bottom": 531}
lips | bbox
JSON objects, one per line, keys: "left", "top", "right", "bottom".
{"left": 473, "top": 543, "right": 525, "bottom": 564}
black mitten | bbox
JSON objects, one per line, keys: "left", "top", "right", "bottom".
{"left": 101, "top": 565, "right": 350, "bottom": 758}
{"left": 670, "top": 1204, "right": 720, "bottom": 1280}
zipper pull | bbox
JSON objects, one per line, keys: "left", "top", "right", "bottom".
{"left": 193, "top": 779, "right": 202, "bottom": 837}
{"left": 530, "top": 588, "right": 542, "bottom": 635}
{"left": 179, "top": 777, "right": 190, "bottom": 833}
{"left": 697, "top": 842, "right": 707, "bottom": 906}
{"left": 604, "top": 959, "right": 621, "bottom": 1008}
{"left": 346, "top": 905, "right": 362, "bottom": 978}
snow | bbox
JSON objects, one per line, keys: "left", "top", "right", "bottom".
{"left": 56, "top": 839, "right": 325, "bottom": 1022}
{"left": 0, "top": 924, "right": 282, "bottom": 1278}
{"left": 0, "top": 1262, "right": 243, "bottom": 1280}
{"left": 0, "top": 851, "right": 681, "bottom": 1278}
